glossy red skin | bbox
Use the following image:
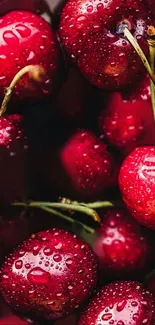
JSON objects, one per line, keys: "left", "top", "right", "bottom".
{"left": 60, "top": 130, "right": 115, "bottom": 198}
{"left": 0, "top": 228, "right": 98, "bottom": 321}
{"left": 119, "top": 146, "right": 155, "bottom": 230}
{"left": 99, "top": 91, "right": 155, "bottom": 155}
{"left": 78, "top": 281, "right": 155, "bottom": 325}
{"left": 0, "top": 10, "right": 61, "bottom": 100}
{"left": 59, "top": 0, "right": 150, "bottom": 90}
{"left": 0, "top": 114, "right": 27, "bottom": 203}
{"left": 93, "top": 208, "right": 151, "bottom": 278}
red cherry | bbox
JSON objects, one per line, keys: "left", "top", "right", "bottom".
{"left": 78, "top": 281, "right": 155, "bottom": 325}
{"left": 98, "top": 91, "right": 155, "bottom": 155}
{"left": 93, "top": 208, "right": 152, "bottom": 279}
{"left": 119, "top": 146, "right": 155, "bottom": 230}
{"left": 60, "top": 130, "right": 116, "bottom": 198}
{"left": 0, "top": 10, "right": 61, "bottom": 100}
{"left": 0, "top": 228, "right": 98, "bottom": 320}
{"left": 60, "top": 0, "right": 151, "bottom": 90}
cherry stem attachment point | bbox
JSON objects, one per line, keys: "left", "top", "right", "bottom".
{"left": 124, "top": 27, "right": 155, "bottom": 84}
{"left": 0, "top": 65, "right": 46, "bottom": 117}
{"left": 147, "top": 26, "right": 155, "bottom": 122}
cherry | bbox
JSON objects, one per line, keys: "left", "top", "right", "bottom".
{"left": 78, "top": 280, "right": 155, "bottom": 325}
{"left": 119, "top": 146, "right": 155, "bottom": 230}
{"left": 0, "top": 10, "right": 61, "bottom": 100}
{"left": 0, "top": 228, "right": 98, "bottom": 321}
{"left": 60, "top": 130, "right": 116, "bottom": 198}
{"left": 0, "top": 65, "right": 45, "bottom": 203}
{"left": 98, "top": 91, "right": 155, "bottom": 156}
{"left": 59, "top": 0, "right": 151, "bottom": 90}
{"left": 93, "top": 208, "right": 152, "bottom": 279}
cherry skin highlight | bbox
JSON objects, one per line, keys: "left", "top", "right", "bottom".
{"left": 93, "top": 208, "right": 152, "bottom": 279}
{"left": 119, "top": 146, "right": 155, "bottom": 230}
{"left": 0, "top": 10, "right": 61, "bottom": 100}
{"left": 78, "top": 281, "right": 155, "bottom": 325}
{"left": 60, "top": 0, "right": 151, "bottom": 90}
{"left": 0, "top": 228, "right": 98, "bottom": 321}
{"left": 60, "top": 130, "right": 116, "bottom": 198}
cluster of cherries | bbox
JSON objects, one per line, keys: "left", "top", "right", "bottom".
{"left": 0, "top": 0, "right": 155, "bottom": 324}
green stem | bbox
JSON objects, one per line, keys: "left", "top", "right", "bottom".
{"left": 124, "top": 27, "right": 155, "bottom": 84}
{"left": 147, "top": 27, "right": 155, "bottom": 122}
{"left": 0, "top": 65, "right": 45, "bottom": 116}
{"left": 83, "top": 201, "right": 115, "bottom": 209}
{"left": 39, "top": 206, "right": 94, "bottom": 234}
{"left": 13, "top": 201, "right": 101, "bottom": 223}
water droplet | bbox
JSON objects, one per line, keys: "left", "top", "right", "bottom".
{"left": 18, "top": 250, "right": 25, "bottom": 257}
{"left": 53, "top": 254, "right": 62, "bottom": 262}
{"left": 97, "top": 3, "right": 103, "bottom": 10}
{"left": 25, "top": 263, "right": 31, "bottom": 269}
{"left": 15, "top": 24, "right": 31, "bottom": 37}
{"left": 87, "top": 5, "right": 93, "bottom": 12}
{"left": 117, "top": 321, "right": 124, "bottom": 325}
{"left": 131, "top": 300, "right": 138, "bottom": 307}
{"left": 15, "top": 260, "right": 23, "bottom": 269}
{"left": 116, "top": 300, "right": 127, "bottom": 312}
{"left": 102, "top": 313, "right": 112, "bottom": 321}
{"left": 27, "top": 51, "right": 35, "bottom": 61}
{"left": 33, "top": 245, "right": 40, "bottom": 255}
{"left": 27, "top": 267, "right": 50, "bottom": 284}
{"left": 66, "top": 258, "right": 73, "bottom": 267}
{"left": 43, "top": 247, "right": 52, "bottom": 256}
{"left": 3, "top": 31, "right": 19, "bottom": 45}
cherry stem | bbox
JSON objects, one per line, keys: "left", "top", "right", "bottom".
{"left": 60, "top": 197, "right": 115, "bottom": 209}
{"left": 13, "top": 201, "right": 101, "bottom": 223}
{"left": 0, "top": 65, "right": 46, "bottom": 117}
{"left": 39, "top": 205, "right": 95, "bottom": 234}
{"left": 124, "top": 27, "right": 155, "bottom": 84}
{"left": 147, "top": 26, "right": 155, "bottom": 122}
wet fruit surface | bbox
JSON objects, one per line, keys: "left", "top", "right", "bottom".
{"left": 98, "top": 90, "right": 155, "bottom": 156}
{"left": 78, "top": 281, "right": 155, "bottom": 325}
{"left": 93, "top": 208, "right": 151, "bottom": 278}
{"left": 119, "top": 146, "right": 155, "bottom": 230}
{"left": 0, "top": 10, "right": 61, "bottom": 100}
{"left": 0, "top": 228, "right": 98, "bottom": 320}
{"left": 60, "top": 130, "right": 115, "bottom": 198}
{"left": 60, "top": 0, "right": 151, "bottom": 90}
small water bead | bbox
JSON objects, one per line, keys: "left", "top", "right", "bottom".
{"left": 43, "top": 247, "right": 52, "bottom": 256}
{"left": 116, "top": 300, "right": 127, "bottom": 312}
{"left": 27, "top": 267, "right": 50, "bottom": 285}
{"left": 18, "top": 250, "right": 25, "bottom": 257}
{"left": 25, "top": 263, "right": 31, "bottom": 269}
{"left": 15, "top": 260, "right": 23, "bottom": 269}
{"left": 102, "top": 313, "right": 112, "bottom": 321}
{"left": 131, "top": 300, "right": 138, "bottom": 307}
{"left": 87, "top": 5, "right": 93, "bottom": 12}
{"left": 53, "top": 254, "right": 62, "bottom": 262}
{"left": 33, "top": 245, "right": 40, "bottom": 256}
{"left": 117, "top": 321, "right": 124, "bottom": 325}
{"left": 66, "top": 258, "right": 73, "bottom": 266}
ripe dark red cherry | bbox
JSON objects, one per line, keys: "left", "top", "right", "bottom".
{"left": 78, "top": 281, "right": 155, "bottom": 325}
{"left": 0, "top": 10, "right": 61, "bottom": 100}
{"left": 119, "top": 146, "right": 155, "bottom": 230}
{"left": 60, "top": 0, "right": 151, "bottom": 90}
{"left": 0, "top": 229, "right": 98, "bottom": 320}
